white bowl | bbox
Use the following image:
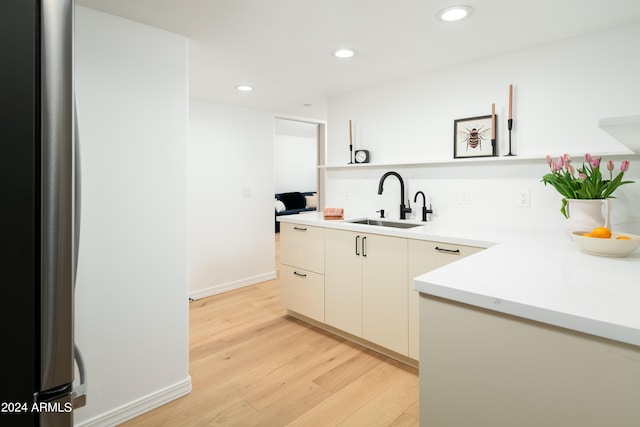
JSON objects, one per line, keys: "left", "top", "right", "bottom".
{"left": 571, "top": 231, "right": 640, "bottom": 257}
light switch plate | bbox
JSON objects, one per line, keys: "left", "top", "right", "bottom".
{"left": 459, "top": 188, "right": 469, "bottom": 205}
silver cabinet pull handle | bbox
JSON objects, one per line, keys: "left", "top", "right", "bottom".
{"left": 435, "top": 246, "right": 460, "bottom": 254}
{"left": 362, "top": 236, "right": 367, "bottom": 257}
{"left": 355, "top": 235, "right": 360, "bottom": 256}
{"left": 293, "top": 271, "right": 307, "bottom": 277}
{"left": 293, "top": 226, "right": 307, "bottom": 231}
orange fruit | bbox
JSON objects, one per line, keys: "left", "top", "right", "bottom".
{"left": 583, "top": 232, "right": 592, "bottom": 237}
{"left": 616, "top": 235, "right": 631, "bottom": 240}
{"left": 589, "top": 226, "right": 612, "bottom": 238}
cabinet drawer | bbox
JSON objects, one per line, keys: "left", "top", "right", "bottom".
{"left": 280, "top": 265, "right": 324, "bottom": 323}
{"left": 280, "top": 223, "right": 324, "bottom": 273}
{"left": 432, "top": 242, "right": 483, "bottom": 267}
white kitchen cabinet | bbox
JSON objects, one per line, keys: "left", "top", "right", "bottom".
{"left": 361, "top": 233, "right": 408, "bottom": 355}
{"left": 324, "top": 229, "right": 363, "bottom": 337}
{"left": 280, "top": 265, "right": 324, "bottom": 322}
{"left": 325, "top": 228, "right": 408, "bottom": 355}
{"left": 280, "top": 223, "right": 324, "bottom": 274}
{"left": 279, "top": 217, "right": 487, "bottom": 363}
{"left": 280, "top": 223, "right": 325, "bottom": 322}
{"left": 408, "top": 240, "right": 483, "bottom": 359}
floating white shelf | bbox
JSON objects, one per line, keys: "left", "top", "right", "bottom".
{"left": 319, "top": 150, "right": 634, "bottom": 170}
{"left": 320, "top": 155, "right": 537, "bottom": 170}
{"left": 599, "top": 115, "right": 640, "bottom": 153}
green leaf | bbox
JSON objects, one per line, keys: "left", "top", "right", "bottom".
{"left": 560, "top": 198, "right": 568, "bottom": 218}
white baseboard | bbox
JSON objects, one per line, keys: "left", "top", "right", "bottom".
{"left": 74, "top": 376, "right": 192, "bottom": 427}
{"left": 189, "top": 271, "right": 277, "bottom": 300}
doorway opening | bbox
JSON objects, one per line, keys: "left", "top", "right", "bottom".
{"left": 273, "top": 117, "right": 326, "bottom": 233}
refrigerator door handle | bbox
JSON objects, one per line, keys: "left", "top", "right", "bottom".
{"left": 40, "top": 0, "right": 74, "bottom": 393}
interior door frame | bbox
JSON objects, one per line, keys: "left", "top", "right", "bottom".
{"left": 274, "top": 115, "right": 327, "bottom": 210}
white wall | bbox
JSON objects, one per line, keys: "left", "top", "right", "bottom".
{"left": 325, "top": 22, "right": 640, "bottom": 233}
{"left": 74, "top": 6, "right": 190, "bottom": 426}
{"left": 274, "top": 133, "right": 317, "bottom": 193}
{"left": 189, "top": 99, "right": 276, "bottom": 299}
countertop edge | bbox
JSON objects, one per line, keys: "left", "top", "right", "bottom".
{"left": 413, "top": 279, "right": 640, "bottom": 347}
{"left": 277, "top": 213, "right": 497, "bottom": 248}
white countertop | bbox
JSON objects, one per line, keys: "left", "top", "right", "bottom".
{"left": 278, "top": 212, "right": 504, "bottom": 247}
{"left": 278, "top": 213, "right": 640, "bottom": 346}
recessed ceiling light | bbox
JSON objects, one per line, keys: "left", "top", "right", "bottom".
{"left": 437, "top": 5, "right": 473, "bottom": 22}
{"left": 236, "top": 85, "right": 253, "bottom": 92}
{"left": 333, "top": 49, "right": 356, "bottom": 59}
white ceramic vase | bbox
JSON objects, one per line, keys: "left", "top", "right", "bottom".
{"left": 564, "top": 199, "right": 610, "bottom": 235}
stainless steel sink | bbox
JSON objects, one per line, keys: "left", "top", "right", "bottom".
{"left": 346, "top": 218, "right": 421, "bottom": 229}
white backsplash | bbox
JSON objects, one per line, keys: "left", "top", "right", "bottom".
{"left": 324, "top": 161, "right": 640, "bottom": 234}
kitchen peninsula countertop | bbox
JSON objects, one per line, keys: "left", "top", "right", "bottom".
{"left": 278, "top": 213, "right": 640, "bottom": 347}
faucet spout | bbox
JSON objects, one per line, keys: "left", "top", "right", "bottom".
{"left": 378, "top": 171, "right": 412, "bottom": 219}
{"left": 413, "top": 190, "right": 432, "bottom": 222}
{"left": 378, "top": 171, "right": 404, "bottom": 197}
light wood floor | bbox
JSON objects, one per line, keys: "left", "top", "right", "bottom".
{"left": 121, "top": 235, "right": 419, "bottom": 426}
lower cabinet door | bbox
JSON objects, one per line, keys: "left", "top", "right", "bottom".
{"left": 280, "top": 265, "right": 324, "bottom": 322}
{"left": 408, "top": 240, "right": 485, "bottom": 359}
{"left": 324, "top": 229, "right": 363, "bottom": 337}
{"left": 362, "top": 234, "right": 408, "bottom": 355}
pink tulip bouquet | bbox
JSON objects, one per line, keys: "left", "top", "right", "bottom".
{"left": 542, "top": 153, "right": 634, "bottom": 217}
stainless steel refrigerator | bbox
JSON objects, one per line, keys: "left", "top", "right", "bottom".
{"left": 0, "top": 0, "right": 86, "bottom": 425}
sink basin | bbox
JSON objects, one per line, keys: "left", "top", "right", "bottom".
{"left": 346, "top": 218, "right": 422, "bottom": 229}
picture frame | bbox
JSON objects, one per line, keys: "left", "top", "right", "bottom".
{"left": 453, "top": 114, "right": 497, "bottom": 158}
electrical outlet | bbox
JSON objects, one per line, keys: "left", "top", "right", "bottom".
{"left": 517, "top": 188, "right": 530, "bottom": 208}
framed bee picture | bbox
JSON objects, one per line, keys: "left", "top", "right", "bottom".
{"left": 453, "top": 115, "right": 497, "bottom": 158}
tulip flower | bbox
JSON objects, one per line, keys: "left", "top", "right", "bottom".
{"left": 607, "top": 160, "right": 614, "bottom": 179}
{"left": 621, "top": 160, "right": 630, "bottom": 172}
{"left": 542, "top": 153, "right": 634, "bottom": 218}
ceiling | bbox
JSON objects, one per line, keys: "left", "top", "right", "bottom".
{"left": 75, "top": 0, "right": 640, "bottom": 120}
